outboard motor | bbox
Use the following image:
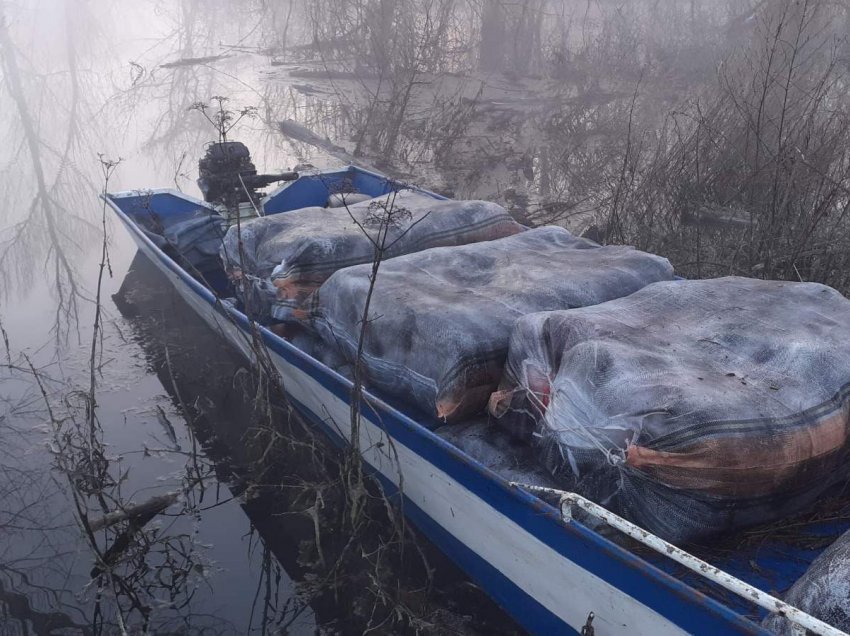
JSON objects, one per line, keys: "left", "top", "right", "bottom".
{"left": 197, "top": 141, "right": 297, "bottom": 207}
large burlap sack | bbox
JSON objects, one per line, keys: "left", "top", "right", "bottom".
{"left": 490, "top": 277, "right": 850, "bottom": 543}
{"left": 312, "top": 227, "right": 673, "bottom": 421}
{"left": 219, "top": 190, "right": 524, "bottom": 321}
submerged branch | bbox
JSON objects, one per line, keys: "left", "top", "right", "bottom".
{"left": 87, "top": 492, "right": 180, "bottom": 533}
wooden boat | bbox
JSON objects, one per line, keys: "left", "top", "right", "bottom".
{"left": 106, "top": 165, "right": 848, "bottom": 636}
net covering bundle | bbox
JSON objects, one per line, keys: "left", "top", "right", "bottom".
{"left": 490, "top": 277, "right": 850, "bottom": 543}
{"left": 312, "top": 226, "right": 673, "bottom": 421}
{"left": 219, "top": 190, "right": 524, "bottom": 322}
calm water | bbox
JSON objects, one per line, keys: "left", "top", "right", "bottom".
{"left": 2, "top": 229, "right": 315, "bottom": 633}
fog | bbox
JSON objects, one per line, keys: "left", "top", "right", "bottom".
{"left": 1, "top": 0, "right": 849, "bottom": 633}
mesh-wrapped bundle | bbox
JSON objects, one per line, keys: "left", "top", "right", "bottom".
{"left": 490, "top": 277, "right": 850, "bottom": 543}
{"left": 763, "top": 529, "right": 850, "bottom": 634}
{"left": 163, "top": 214, "right": 227, "bottom": 271}
{"left": 134, "top": 206, "right": 226, "bottom": 271}
{"left": 436, "top": 420, "right": 560, "bottom": 489}
{"left": 312, "top": 227, "right": 673, "bottom": 421}
{"left": 219, "top": 190, "right": 524, "bottom": 321}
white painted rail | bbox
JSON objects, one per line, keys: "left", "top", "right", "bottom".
{"left": 511, "top": 483, "right": 848, "bottom": 636}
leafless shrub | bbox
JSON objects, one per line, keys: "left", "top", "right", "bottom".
{"left": 567, "top": 0, "right": 850, "bottom": 293}
{"left": 189, "top": 96, "right": 257, "bottom": 143}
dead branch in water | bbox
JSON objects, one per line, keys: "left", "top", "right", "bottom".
{"left": 87, "top": 492, "right": 180, "bottom": 533}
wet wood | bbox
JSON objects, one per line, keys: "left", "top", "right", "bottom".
{"left": 88, "top": 492, "right": 179, "bottom": 532}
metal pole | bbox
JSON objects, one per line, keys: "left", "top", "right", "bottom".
{"left": 511, "top": 483, "right": 846, "bottom": 636}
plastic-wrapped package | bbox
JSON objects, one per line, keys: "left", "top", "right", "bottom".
{"left": 762, "top": 529, "right": 850, "bottom": 634}
{"left": 312, "top": 226, "right": 673, "bottom": 421}
{"left": 134, "top": 207, "right": 226, "bottom": 272}
{"left": 163, "top": 214, "right": 227, "bottom": 271}
{"left": 490, "top": 277, "right": 850, "bottom": 544}
{"left": 219, "top": 190, "right": 524, "bottom": 321}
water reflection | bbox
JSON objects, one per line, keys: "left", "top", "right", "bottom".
{"left": 0, "top": 251, "right": 318, "bottom": 634}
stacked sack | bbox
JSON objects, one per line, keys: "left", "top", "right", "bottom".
{"left": 490, "top": 277, "right": 850, "bottom": 543}
{"left": 219, "top": 190, "right": 524, "bottom": 322}
{"left": 311, "top": 226, "right": 673, "bottom": 421}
